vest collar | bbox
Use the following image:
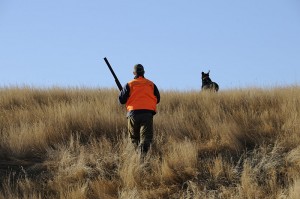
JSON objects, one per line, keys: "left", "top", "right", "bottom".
{"left": 134, "top": 75, "right": 145, "bottom": 79}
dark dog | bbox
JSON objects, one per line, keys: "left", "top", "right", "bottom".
{"left": 201, "top": 71, "right": 219, "bottom": 92}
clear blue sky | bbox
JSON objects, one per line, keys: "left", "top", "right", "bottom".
{"left": 0, "top": 1, "right": 299, "bottom": 90}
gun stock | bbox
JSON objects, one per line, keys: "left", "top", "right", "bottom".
{"left": 104, "top": 57, "right": 123, "bottom": 91}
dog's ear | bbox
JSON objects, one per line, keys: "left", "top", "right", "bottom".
{"left": 208, "top": 70, "right": 210, "bottom": 74}
{"left": 201, "top": 72, "right": 204, "bottom": 75}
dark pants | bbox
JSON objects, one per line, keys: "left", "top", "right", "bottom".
{"left": 128, "top": 113, "right": 153, "bottom": 154}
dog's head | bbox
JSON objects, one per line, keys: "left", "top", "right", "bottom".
{"left": 201, "top": 71, "right": 210, "bottom": 80}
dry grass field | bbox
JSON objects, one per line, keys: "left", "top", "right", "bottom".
{"left": 0, "top": 86, "right": 300, "bottom": 199}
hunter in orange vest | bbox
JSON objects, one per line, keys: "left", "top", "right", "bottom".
{"left": 119, "top": 64, "right": 160, "bottom": 155}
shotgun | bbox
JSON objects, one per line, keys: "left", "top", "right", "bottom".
{"left": 103, "top": 57, "right": 123, "bottom": 91}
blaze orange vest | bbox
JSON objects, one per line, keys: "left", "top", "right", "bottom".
{"left": 126, "top": 77, "right": 157, "bottom": 112}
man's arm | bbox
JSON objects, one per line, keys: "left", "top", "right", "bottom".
{"left": 119, "top": 83, "right": 130, "bottom": 104}
{"left": 154, "top": 84, "right": 160, "bottom": 104}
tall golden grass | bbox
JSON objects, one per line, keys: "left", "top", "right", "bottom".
{"left": 0, "top": 86, "right": 300, "bottom": 198}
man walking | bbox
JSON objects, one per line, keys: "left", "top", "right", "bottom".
{"left": 119, "top": 64, "right": 160, "bottom": 155}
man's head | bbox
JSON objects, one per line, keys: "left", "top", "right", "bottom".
{"left": 133, "top": 64, "right": 145, "bottom": 76}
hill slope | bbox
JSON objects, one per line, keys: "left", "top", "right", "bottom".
{"left": 0, "top": 86, "right": 300, "bottom": 198}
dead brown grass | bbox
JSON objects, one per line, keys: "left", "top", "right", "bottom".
{"left": 0, "top": 86, "right": 300, "bottom": 198}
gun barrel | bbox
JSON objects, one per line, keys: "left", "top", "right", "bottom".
{"left": 104, "top": 57, "right": 123, "bottom": 91}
